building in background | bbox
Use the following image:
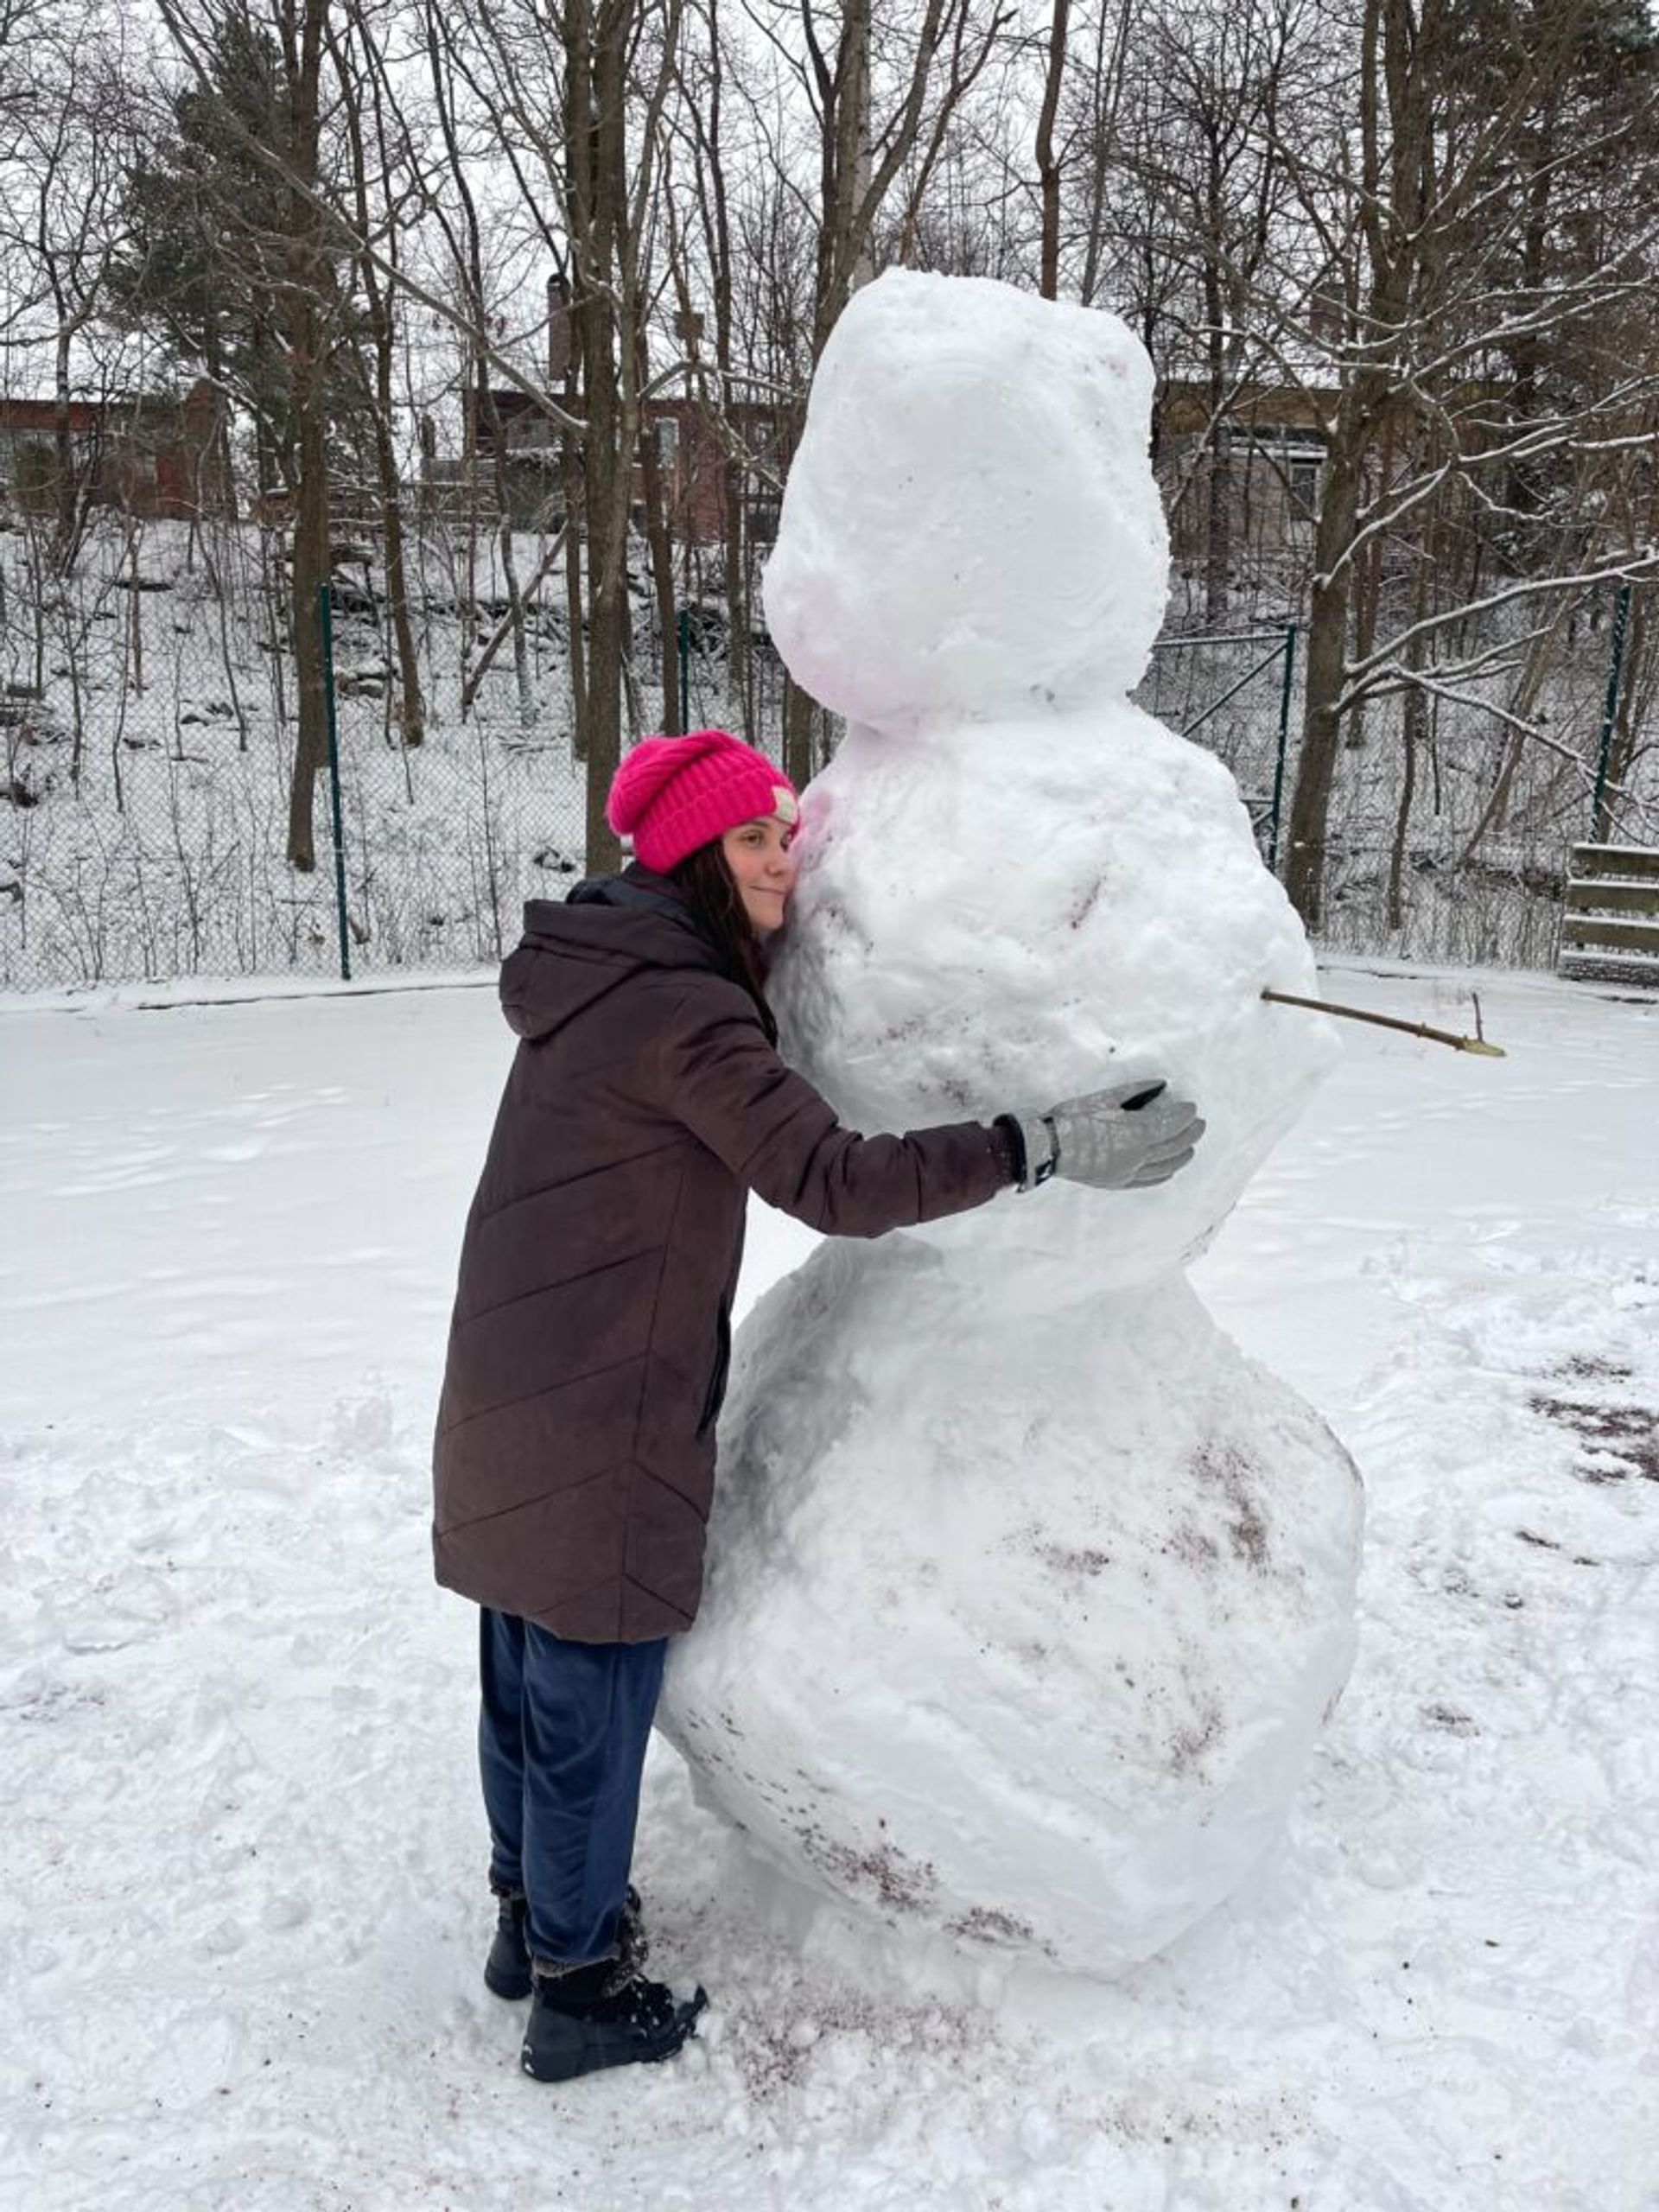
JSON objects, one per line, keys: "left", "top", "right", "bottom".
{"left": 0, "top": 379, "right": 234, "bottom": 524}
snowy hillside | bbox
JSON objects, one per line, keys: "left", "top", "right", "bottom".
{"left": 0, "top": 514, "right": 772, "bottom": 991}
{"left": 5, "top": 512, "right": 1647, "bottom": 995}
{"left": 2, "top": 960, "right": 1656, "bottom": 2210}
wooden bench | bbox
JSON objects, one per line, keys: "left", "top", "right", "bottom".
{"left": 1557, "top": 844, "right": 1659, "bottom": 984}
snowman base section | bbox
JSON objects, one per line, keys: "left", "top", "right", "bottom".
{"left": 659, "top": 1234, "right": 1363, "bottom": 1980}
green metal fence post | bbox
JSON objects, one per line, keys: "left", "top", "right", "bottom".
{"left": 317, "top": 582, "right": 352, "bottom": 983}
{"left": 1267, "top": 623, "right": 1297, "bottom": 875}
{"left": 677, "top": 607, "right": 691, "bottom": 729}
{"left": 1591, "top": 581, "right": 1634, "bottom": 843}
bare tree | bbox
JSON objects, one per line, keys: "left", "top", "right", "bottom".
{"left": 1275, "top": 0, "right": 1659, "bottom": 924}
{"left": 329, "top": 0, "right": 426, "bottom": 747}
{"left": 143, "top": 0, "right": 360, "bottom": 872}
{"left": 742, "top": 0, "right": 1010, "bottom": 780}
{"left": 1034, "top": 0, "right": 1068, "bottom": 299}
{"left": 420, "top": 0, "right": 687, "bottom": 862}
{"left": 0, "top": 17, "right": 135, "bottom": 571}
{"left": 1062, "top": 2, "right": 1314, "bottom": 622}
{"left": 273, "top": 0, "right": 341, "bottom": 871}
{"left": 422, "top": 0, "right": 538, "bottom": 734}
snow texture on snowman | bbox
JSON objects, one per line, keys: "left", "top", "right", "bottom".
{"left": 658, "top": 270, "right": 1364, "bottom": 1978}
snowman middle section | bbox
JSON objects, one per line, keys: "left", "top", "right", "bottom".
{"left": 774, "top": 710, "right": 1335, "bottom": 1277}
{"left": 658, "top": 710, "right": 1363, "bottom": 1976}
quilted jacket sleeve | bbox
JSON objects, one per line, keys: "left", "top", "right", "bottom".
{"left": 654, "top": 982, "right": 1014, "bottom": 1238}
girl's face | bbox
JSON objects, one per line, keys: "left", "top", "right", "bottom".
{"left": 721, "top": 814, "right": 798, "bottom": 937}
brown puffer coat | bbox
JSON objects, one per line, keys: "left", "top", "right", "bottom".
{"left": 432, "top": 868, "right": 1014, "bottom": 1642}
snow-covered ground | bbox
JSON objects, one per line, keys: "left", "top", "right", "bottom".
{"left": 3, "top": 959, "right": 1655, "bottom": 2210}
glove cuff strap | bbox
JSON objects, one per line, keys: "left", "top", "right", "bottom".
{"left": 996, "top": 1113, "right": 1059, "bottom": 1193}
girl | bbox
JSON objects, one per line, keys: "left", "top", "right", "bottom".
{"left": 432, "top": 728, "right": 1201, "bottom": 2082}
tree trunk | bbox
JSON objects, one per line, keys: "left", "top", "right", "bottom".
{"left": 1284, "top": 410, "right": 1369, "bottom": 926}
{"left": 1600, "top": 589, "right": 1647, "bottom": 830}
{"left": 337, "top": 27, "right": 425, "bottom": 748}
{"left": 699, "top": 0, "right": 750, "bottom": 740}
{"left": 638, "top": 369, "right": 680, "bottom": 733}
{"left": 723, "top": 450, "right": 750, "bottom": 741}
{"left": 1201, "top": 134, "right": 1230, "bottom": 628}
{"left": 568, "top": 0, "right": 629, "bottom": 874}
{"left": 781, "top": 675, "right": 817, "bottom": 790}
{"left": 376, "top": 384, "right": 425, "bottom": 747}
{"left": 563, "top": 437, "right": 588, "bottom": 760}
{"left": 1204, "top": 423, "right": 1231, "bottom": 630}
{"left": 1077, "top": 1, "right": 1131, "bottom": 306}
{"left": 52, "top": 324, "right": 77, "bottom": 569}
{"left": 493, "top": 452, "right": 536, "bottom": 729}
{"left": 286, "top": 313, "right": 332, "bottom": 871}
{"left": 425, "top": 6, "right": 533, "bottom": 734}
{"left": 777, "top": 0, "right": 877, "bottom": 788}
{"left": 1505, "top": 92, "right": 1558, "bottom": 520}
{"left": 283, "top": 0, "right": 334, "bottom": 875}
{"left": 1284, "top": 0, "right": 1440, "bottom": 927}
{"left": 1036, "top": 0, "right": 1069, "bottom": 301}
{"left": 1385, "top": 568, "right": 1432, "bottom": 932}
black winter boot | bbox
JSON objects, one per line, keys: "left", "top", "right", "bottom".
{"left": 485, "top": 1885, "right": 647, "bottom": 2002}
{"left": 484, "top": 1890, "right": 533, "bottom": 2000}
{"left": 520, "top": 1957, "right": 706, "bottom": 2083}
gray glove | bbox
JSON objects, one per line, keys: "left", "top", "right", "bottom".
{"left": 999, "top": 1078, "right": 1205, "bottom": 1192}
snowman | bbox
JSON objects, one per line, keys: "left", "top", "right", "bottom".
{"left": 658, "top": 270, "right": 1363, "bottom": 1978}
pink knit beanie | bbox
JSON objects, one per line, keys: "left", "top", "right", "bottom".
{"left": 606, "top": 729, "right": 798, "bottom": 873}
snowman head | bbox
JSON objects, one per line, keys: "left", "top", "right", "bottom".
{"left": 763, "top": 270, "right": 1169, "bottom": 733}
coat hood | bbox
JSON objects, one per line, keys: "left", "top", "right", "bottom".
{"left": 499, "top": 865, "right": 721, "bottom": 1043}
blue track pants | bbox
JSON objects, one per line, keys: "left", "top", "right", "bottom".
{"left": 477, "top": 1607, "right": 668, "bottom": 1970}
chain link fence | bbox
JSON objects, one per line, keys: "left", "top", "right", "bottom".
{"left": 1135, "top": 626, "right": 1299, "bottom": 861}
{"left": 2, "top": 625, "right": 587, "bottom": 988}
{"left": 1135, "top": 595, "right": 1652, "bottom": 971}
{"left": 2, "top": 508, "right": 1651, "bottom": 990}
{"left": 0, "top": 514, "right": 785, "bottom": 989}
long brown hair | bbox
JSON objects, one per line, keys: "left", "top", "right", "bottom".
{"left": 670, "top": 840, "right": 779, "bottom": 1042}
